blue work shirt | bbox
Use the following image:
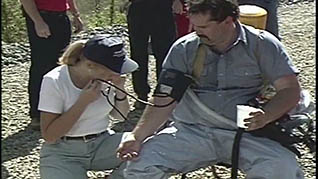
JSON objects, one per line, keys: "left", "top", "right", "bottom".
{"left": 162, "top": 22, "right": 298, "bottom": 124}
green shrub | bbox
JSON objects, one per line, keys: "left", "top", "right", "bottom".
{"left": 79, "top": 0, "right": 127, "bottom": 29}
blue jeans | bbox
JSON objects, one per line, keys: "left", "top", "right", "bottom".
{"left": 238, "top": 0, "right": 280, "bottom": 40}
{"left": 124, "top": 122, "right": 303, "bottom": 179}
{"left": 40, "top": 131, "right": 129, "bottom": 179}
{"left": 23, "top": 9, "right": 71, "bottom": 118}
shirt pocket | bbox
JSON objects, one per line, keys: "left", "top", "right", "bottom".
{"left": 230, "top": 66, "right": 263, "bottom": 88}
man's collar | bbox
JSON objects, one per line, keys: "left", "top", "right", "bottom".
{"left": 236, "top": 21, "right": 248, "bottom": 45}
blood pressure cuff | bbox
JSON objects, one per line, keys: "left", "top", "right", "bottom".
{"left": 154, "top": 69, "right": 194, "bottom": 102}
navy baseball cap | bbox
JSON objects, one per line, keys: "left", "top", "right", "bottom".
{"left": 83, "top": 35, "right": 138, "bottom": 74}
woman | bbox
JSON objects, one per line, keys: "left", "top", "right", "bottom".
{"left": 38, "top": 35, "right": 138, "bottom": 179}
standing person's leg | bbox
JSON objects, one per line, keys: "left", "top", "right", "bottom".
{"left": 25, "top": 13, "right": 46, "bottom": 124}
{"left": 262, "top": 0, "right": 279, "bottom": 39}
{"left": 25, "top": 13, "right": 71, "bottom": 128}
{"left": 238, "top": 0, "right": 280, "bottom": 39}
{"left": 127, "top": 3, "right": 151, "bottom": 102}
{"left": 42, "top": 14, "right": 71, "bottom": 75}
{"left": 52, "top": 14, "right": 72, "bottom": 65}
{"left": 150, "top": 0, "right": 176, "bottom": 79}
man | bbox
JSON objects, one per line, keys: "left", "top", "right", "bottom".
{"left": 20, "top": 0, "right": 83, "bottom": 130}
{"left": 117, "top": 0, "right": 304, "bottom": 178}
{"left": 238, "top": 0, "right": 280, "bottom": 39}
{"left": 127, "top": 0, "right": 176, "bottom": 109}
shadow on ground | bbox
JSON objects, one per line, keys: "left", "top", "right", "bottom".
{"left": 1, "top": 124, "right": 41, "bottom": 163}
{"left": 110, "top": 108, "right": 144, "bottom": 132}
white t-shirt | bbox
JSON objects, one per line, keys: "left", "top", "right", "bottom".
{"left": 38, "top": 65, "right": 116, "bottom": 137}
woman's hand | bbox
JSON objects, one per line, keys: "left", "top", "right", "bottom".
{"left": 78, "top": 80, "right": 102, "bottom": 105}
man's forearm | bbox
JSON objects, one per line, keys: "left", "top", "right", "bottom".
{"left": 133, "top": 97, "right": 177, "bottom": 142}
{"left": 263, "top": 86, "right": 300, "bottom": 122}
{"left": 20, "top": 0, "right": 44, "bottom": 23}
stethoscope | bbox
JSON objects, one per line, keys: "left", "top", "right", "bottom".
{"left": 97, "top": 79, "right": 176, "bottom": 120}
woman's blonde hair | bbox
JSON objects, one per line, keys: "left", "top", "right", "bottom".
{"left": 58, "top": 39, "right": 88, "bottom": 66}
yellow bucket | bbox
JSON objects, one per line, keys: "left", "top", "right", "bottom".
{"left": 239, "top": 5, "right": 267, "bottom": 30}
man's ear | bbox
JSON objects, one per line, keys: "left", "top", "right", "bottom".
{"left": 223, "top": 16, "right": 234, "bottom": 25}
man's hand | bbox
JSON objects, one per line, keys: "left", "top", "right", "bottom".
{"left": 34, "top": 20, "right": 51, "bottom": 38}
{"left": 244, "top": 74, "right": 301, "bottom": 131}
{"left": 72, "top": 16, "right": 83, "bottom": 33}
{"left": 244, "top": 111, "right": 271, "bottom": 131}
{"left": 116, "top": 133, "right": 142, "bottom": 161}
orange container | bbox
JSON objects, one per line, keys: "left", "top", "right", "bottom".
{"left": 239, "top": 5, "right": 267, "bottom": 30}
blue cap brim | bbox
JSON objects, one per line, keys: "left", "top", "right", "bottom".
{"left": 120, "top": 57, "right": 139, "bottom": 74}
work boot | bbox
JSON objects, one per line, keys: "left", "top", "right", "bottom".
{"left": 30, "top": 117, "right": 40, "bottom": 130}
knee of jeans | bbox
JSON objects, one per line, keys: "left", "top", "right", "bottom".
{"left": 124, "top": 164, "right": 167, "bottom": 179}
{"left": 246, "top": 157, "right": 303, "bottom": 179}
{"left": 274, "top": 157, "right": 303, "bottom": 174}
{"left": 264, "top": 157, "right": 303, "bottom": 179}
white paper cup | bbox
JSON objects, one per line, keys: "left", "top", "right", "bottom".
{"left": 236, "top": 105, "right": 263, "bottom": 128}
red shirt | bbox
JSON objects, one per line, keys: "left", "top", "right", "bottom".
{"left": 35, "top": 0, "right": 70, "bottom": 12}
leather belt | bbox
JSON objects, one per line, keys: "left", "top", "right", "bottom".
{"left": 62, "top": 131, "right": 107, "bottom": 142}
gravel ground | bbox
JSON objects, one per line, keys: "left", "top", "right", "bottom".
{"left": 1, "top": 1, "right": 316, "bottom": 179}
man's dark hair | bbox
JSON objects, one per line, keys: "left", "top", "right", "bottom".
{"left": 188, "top": 0, "right": 239, "bottom": 22}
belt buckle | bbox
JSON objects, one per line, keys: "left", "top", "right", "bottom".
{"left": 83, "top": 134, "right": 101, "bottom": 143}
{"left": 83, "top": 135, "right": 94, "bottom": 143}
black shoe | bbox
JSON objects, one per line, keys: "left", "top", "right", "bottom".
{"left": 30, "top": 117, "right": 40, "bottom": 130}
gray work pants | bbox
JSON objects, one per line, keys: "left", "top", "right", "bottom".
{"left": 124, "top": 121, "right": 303, "bottom": 179}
